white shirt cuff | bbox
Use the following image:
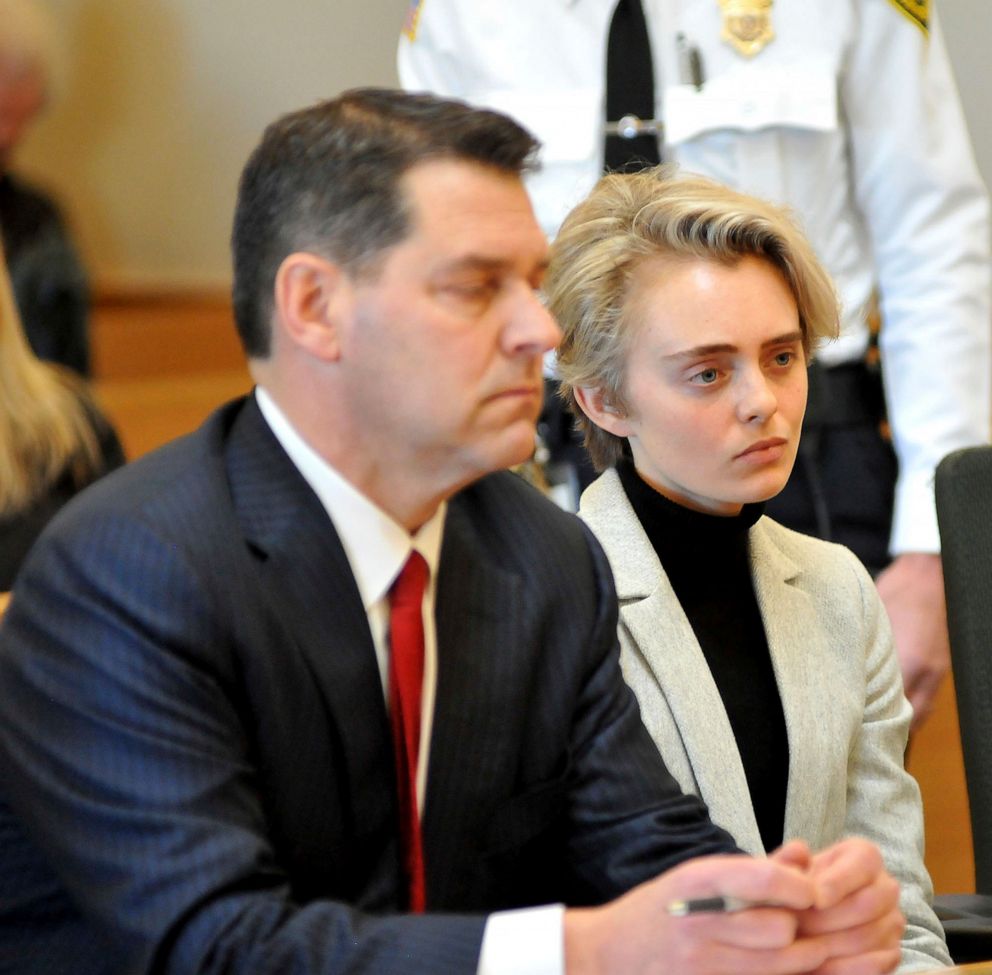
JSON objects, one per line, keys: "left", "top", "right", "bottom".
{"left": 477, "top": 903, "right": 565, "bottom": 975}
{"left": 890, "top": 472, "right": 941, "bottom": 556}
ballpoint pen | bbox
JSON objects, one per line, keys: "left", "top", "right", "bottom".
{"left": 667, "top": 895, "right": 786, "bottom": 916}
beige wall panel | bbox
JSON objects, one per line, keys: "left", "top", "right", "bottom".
{"left": 15, "top": 0, "right": 405, "bottom": 290}
{"left": 942, "top": 0, "right": 992, "bottom": 196}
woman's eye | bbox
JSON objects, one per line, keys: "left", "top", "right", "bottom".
{"left": 690, "top": 368, "right": 720, "bottom": 385}
{"left": 773, "top": 351, "right": 796, "bottom": 367}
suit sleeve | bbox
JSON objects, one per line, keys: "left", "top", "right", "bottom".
{"left": 840, "top": 553, "right": 953, "bottom": 970}
{"left": 0, "top": 508, "right": 485, "bottom": 975}
{"left": 559, "top": 524, "right": 741, "bottom": 902}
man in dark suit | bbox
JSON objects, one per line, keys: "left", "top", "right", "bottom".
{"left": 0, "top": 89, "right": 903, "bottom": 974}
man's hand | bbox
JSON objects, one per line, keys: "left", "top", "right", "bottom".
{"left": 799, "top": 838, "right": 904, "bottom": 975}
{"left": 563, "top": 847, "right": 828, "bottom": 975}
{"left": 875, "top": 552, "right": 950, "bottom": 732}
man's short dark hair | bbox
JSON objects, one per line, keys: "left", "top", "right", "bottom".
{"left": 231, "top": 87, "right": 541, "bottom": 358}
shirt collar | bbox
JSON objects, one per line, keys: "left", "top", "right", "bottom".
{"left": 255, "top": 387, "right": 446, "bottom": 609}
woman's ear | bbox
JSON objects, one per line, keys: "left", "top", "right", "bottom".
{"left": 573, "top": 385, "right": 631, "bottom": 437}
{"left": 273, "top": 252, "right": 350, "bottom": 362}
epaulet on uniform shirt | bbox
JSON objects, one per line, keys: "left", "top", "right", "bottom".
{"left": 403, "top": 0, "right": 426, "bottom": 42}
{"left": 888, "top": 0, "right": 929, "bottom": 34}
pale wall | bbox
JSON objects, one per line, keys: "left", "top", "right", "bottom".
{"left": 942, "top": 0, "right": 992, "bottom": 193}
{"left": 12, "top": 0, "right": 992, "bottom": 292}
{"left": 17, "top": 0, "right": 405, "bottom": 291}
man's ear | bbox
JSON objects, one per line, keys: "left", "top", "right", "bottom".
{"left": 273, "top": 252, "right": 350, "bottom": 362}
{"left": 573, "top": 385, "right": 631, "bottom": 437}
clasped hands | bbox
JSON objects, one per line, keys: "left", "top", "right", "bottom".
{"left": 565, "top": 837, "right": 904, "bottom": 975}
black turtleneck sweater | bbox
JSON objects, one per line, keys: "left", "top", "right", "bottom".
{"left": 617, "top": 461, "right": 790, "bottom": 852}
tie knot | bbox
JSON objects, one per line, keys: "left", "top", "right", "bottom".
{"left": 391, "top": 550, "right": 429, "bottom": 610}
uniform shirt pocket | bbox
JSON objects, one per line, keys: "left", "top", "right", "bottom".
{"left": 664, "top": 63, "right": 837, "bottom": 145}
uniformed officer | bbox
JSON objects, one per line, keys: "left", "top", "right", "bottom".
{"left": 399, "top": 0, "right": 992, "bottom": 730}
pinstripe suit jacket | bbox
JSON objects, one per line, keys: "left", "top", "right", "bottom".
{"left": 579, "top": 468, "right": 951, "bottom": 972}
{"left": 0, "top": 396, "right": 737, "bottom": 975}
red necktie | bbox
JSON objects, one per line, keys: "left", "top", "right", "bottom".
{"left": 388, "top": 550, "right": 429, "bottom": 912}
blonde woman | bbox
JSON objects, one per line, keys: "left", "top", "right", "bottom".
{"left": 547, "top": 168, "right": 951, "bottom": 972}
{"left": 0, "top": 244, "right": 122, "bottom": 588}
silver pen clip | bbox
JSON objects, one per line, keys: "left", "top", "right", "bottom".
{"left": 677, "top": 32, "right": 705, "bottom": 90}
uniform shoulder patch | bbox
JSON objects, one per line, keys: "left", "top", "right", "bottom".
{"left": 402, "top": 0, "right": 425, "bottom": 42}
{"left": 887, "top": 0, "right": 929, "bottom": 34}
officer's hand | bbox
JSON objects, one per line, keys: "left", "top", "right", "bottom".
{"left": 875, "top": 553, "right": 950, "bottom": 732}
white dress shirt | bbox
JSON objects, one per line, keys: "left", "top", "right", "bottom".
{"left": 256, "top": 388, "right": 564, "bottom": 974}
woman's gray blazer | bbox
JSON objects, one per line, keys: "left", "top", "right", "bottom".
{"left": 580, "top": 468, "right": 951, "bottom": 972}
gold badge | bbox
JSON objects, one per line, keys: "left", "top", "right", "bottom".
{"left": 718, "top": 0, "right": 775, "bottom": 58}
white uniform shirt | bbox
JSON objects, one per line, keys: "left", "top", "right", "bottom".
{"left": 400, "top": 0, "right": 992, "bottom": 554}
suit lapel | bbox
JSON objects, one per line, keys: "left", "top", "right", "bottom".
{"left": 226, "top": 398, "right": 393, "bottom": 828}
{"left": 421, "top": 495, "right": 530, "bottom": 897}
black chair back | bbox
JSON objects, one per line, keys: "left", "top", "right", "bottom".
{"left": 936, "top": 445, "right": 992, "bottom": 895}
{"left": 933, "top": 445, "right": 992, "bottom": 963}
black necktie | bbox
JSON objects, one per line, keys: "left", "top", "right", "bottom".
{"left": 604, "top": 0, "right": 661, "bottom": 172}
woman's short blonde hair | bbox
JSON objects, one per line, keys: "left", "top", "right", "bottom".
{"left": 546, "top": 166, "right": 840, "bottom": 471}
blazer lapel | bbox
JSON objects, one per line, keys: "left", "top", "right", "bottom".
{"left": 226, "top": 397, "right": 393, "bottom": 829}
{"left": 580, "top": 471, "right": 763, "bottom": 852}
{"left": 749, "top": 522, "right": 846, "bottom": 848}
